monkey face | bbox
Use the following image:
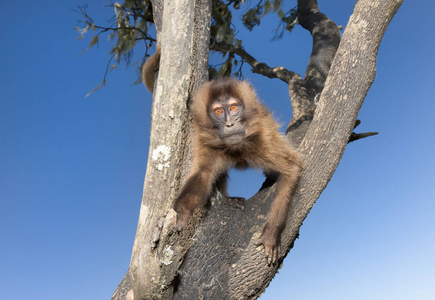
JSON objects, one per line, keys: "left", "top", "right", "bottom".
{"left": 209, "top": 98, "right": 246, "bottom": 145}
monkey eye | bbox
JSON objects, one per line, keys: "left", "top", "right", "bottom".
{"left": 214, "top": 108, "right": 224, "bottom": 116}
{"left": 229, "top": 105, "right": 238, "bottom": 112}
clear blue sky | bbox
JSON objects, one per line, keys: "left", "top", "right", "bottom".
{"left": 1, "top": 1, "right": 434, "bottom": 299}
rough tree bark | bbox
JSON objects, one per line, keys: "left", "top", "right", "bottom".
{"left": 112, "top": 0, "right": 403, "bottom": 299}
{"left": 112, "top": 0, "right": 212, "bottom": 299}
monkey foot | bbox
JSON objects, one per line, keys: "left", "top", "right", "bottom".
{"left": 227, "top": 197, "right": 245, "bottom": 211}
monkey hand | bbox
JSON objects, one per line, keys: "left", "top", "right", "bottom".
{"left": 174, "top": 207, "right": 193, "bottom": 231}
{"left": 227, "top": 197, "right": 245, "bottom": 211}
{"left": 256, "top": 224, "right": 281, "bottom": 265}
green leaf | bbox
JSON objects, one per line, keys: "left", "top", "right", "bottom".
{"left": 263, "top": 1, "right": 272, "bottom": 15}
{"left": 77, "top": 35, "right": 99, "bottom": 56}
{"left": 216, "top": 26, "right": 225, "bottom": 42}
{"left": 108, "top": 33, "right": 115, "bottom": 41}
{"left": 218, "top": 62, "right": 228, "bottom": 77}
{"left": 89, "top": 35, "right": 99, "bottom": 48}
{"left": 85, "top": 78, "right": 106, "bottom": 98}
{"left": 224, "top": 32, "right": 234, "bottom": 45}
{"left": 209, "top": 67, "right": 218, "bottom": 80}
{"left": 273, "top": 0, "right": 282, "bottom": 12}
{"left": 74, "top": 26, "right": 84, "bottom": 40}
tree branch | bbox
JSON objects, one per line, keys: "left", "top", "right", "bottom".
{"left": 286, "top": 0, "right": 341, "bottom": 146}
{"left": 113, "top": 0, "right": 403, "bottom": 299}
{"left": 349, "top": 131, "right": 379, "bottom": 143}
{"left": 210, "top": 41, "right": 298, "bottom": 83}
{"left": 348, "top": 119, "right": 378, "bottom": 142}
{"left": 297, "top": 0, "right": 341, "bottom": 97}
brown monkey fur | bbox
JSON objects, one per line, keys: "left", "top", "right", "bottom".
{"left": 141, "top": 46, "right": 161, "bottom": 93}
{"left": 174, "top": 78, "right": 302, "bottom": 264}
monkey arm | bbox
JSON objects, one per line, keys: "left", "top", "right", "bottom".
{"left": 174, "top": 170, "right": 212, "bottom": 228}
{"left": 258, "top": 151, "right": 302, "bottom": 264}
{"left": 174, "top": 153, "right": 225, "bottom": 228}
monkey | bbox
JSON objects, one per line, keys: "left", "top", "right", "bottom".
{"left": 142, "top": 46, "right": 161, "bottom": 93}
{"left": 174, "top": 77, "right": 302, "bottom": 264}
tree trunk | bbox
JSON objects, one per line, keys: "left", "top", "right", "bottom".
{"left": 112, "top": 0, "right": 212, "bottom": 299}
{"left": 112, "top": 0, "right": 403, "bottom": 299}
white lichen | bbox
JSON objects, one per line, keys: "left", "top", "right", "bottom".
{"left": 161, "top": 245, "right": 174, "bottom": 265}
{"left": 152, "top": 145, "right": 171, "bottom": 170}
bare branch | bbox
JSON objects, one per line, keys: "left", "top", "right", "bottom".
{"left": 353, "top": 119, "right": 362, "bottom": 129}
{"left": 348, "top": 120, "right": 378, "bottom": 142}
{"left": 210, "top": 41, "right": 298, "bottom": 83}
{"left": 348, "top": 132, "right": 379, "bottom": 143}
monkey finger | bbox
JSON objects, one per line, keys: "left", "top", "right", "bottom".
{"left": 262, "top": 243, "right": 280, "bottom": 265}
{"left": 272, "top": 247, "right": 279, "bottom": 265}
{"left": 259, "top": 242, "right": 273, "bottom": 265}
{"left": 255, "top": 238, "right": 270, "bottom": 262}
{"left": 175, "top": 224, "right": 183, "bottom": 232}
{"left": 266, "top": 247, "right": 274, "bottom": 265}
{"left": 267, "top": 248, "right": 275, "bottom": 265}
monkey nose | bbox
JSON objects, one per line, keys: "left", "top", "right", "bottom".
{"left": 225, "top": 122, "right": 234, "bottom": 127}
